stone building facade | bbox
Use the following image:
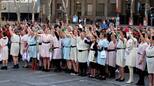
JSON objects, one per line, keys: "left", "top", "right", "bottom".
{"left": 40, "top": 0, "right": 154, "bottom": 24}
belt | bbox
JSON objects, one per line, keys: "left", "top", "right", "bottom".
{"left": 117, "top": 48, "right": 125, "bottom": 50}
{"left": 107, "top": 49, "right": 116, "bottom": 52}
{"left": 64, "top": 46, "right": 70, "bottom": 48}
{"left": 42, "top": 42, "right": 50, "bottom": 44}
{"left": 53, "top": 47, "right": 59, "bottom": 49}
{"left": 12, "top": 42, "right": 19, "bottom": 43}
{"left": 78, "top": 50, "right": 87, "bottom": 52}
{"left": 147, "top": 56, "right": 154, "bottom": 58}
{"left": 71, "top": 46, "right": 76, "bottom": 48}
{"left": 39, "top": 43, "right": 42, "bottom": 45}
{"left": 29, "top": 44, "right": 36, "bottom": 46}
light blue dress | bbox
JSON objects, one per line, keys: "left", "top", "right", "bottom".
{"left": 27, "top": 35, "right": 37, "bottom": 58}
{"left": 62, "top": 37, "right": 71, "bottom": 60}
{"left": 97, "top": 39, "right": 109, "bottom": 65}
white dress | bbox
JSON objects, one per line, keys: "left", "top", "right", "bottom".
{"left": 10, "top": 34, "right": 20, "bottom": 56}
{"left": 70, "top": 36, "right": 77, "bottom": 61}
{"left": 125, "top": 38, "right": 137, "bottom": 67}
{"left": 40, "top": 34, "right": 53, "bottom": 58}
{"left": 77, "top": 37, "right": 89, "bottom": 63}
{"left": 0, "top": 37, "right": 8, "bottom": 60}
{"left": 146, "top": 45, "right": 154, "bottom": 74}
{"left": 116, "top": 38, "right": 127, "bottom": 67}
{"left": 37, "top": 34, "right": 42, "bottom": 60}
{"left": 88, "top": 43, "right": 96, "bottom": 63}
{"left": 20, "top": 34, "right": 28, "bottom": 55}
{"left": 52, "top": 36, "right": 62, "bottom": 60}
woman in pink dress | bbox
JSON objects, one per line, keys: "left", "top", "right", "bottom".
{"left": 106, "top": 33, "right": 117, "bottom": 78}
{"left": 136, "top": 32, "right": 149, "bottom": 85}
{"left": 40, "top": 27, "right": 53, "bottom": 72}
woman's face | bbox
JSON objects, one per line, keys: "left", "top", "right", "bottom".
{"left": 73, "top": 29, "right": 78, "bottom": 36}
{"left": 80, "top": 32, "right": 86, "bottom": 39}
{"left": 99, "top": 33, "right": 104, "bottom": 39}
{"left": 44, "top": 28, "right": 49, "bottom": 34}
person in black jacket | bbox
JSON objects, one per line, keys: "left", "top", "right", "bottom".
{"left": 87, "top": 34, "right": 98, "bottom": 78}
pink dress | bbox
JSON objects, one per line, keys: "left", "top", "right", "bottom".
{"left": 40, "top": 34, "right": 53, "bottom": 58}
{"left": 136, "top": 42, "right": 148, "bottom": 71}
{"left": 106, "top": 41, "right": 116, "bottom": 67}
{"left": 52, "top": 36, "right": 62, "bottom": 59}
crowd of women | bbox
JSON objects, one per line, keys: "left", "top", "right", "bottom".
{"left": 0, "top": 21, "right": 154, "bottom": 86}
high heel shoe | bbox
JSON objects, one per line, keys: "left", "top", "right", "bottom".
{"left": 118, "top": 78, "right": 125, "bottom": 82}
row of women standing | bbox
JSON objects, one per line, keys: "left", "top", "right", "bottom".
{"left": 0, "top": 24, "right": 154, "bottom": 86}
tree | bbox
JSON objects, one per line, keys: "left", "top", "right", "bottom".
{"left": 32, "top": 0, "right": 35, "bottom": 22}
{"left": 14, "top": 0, "right": 21, "bottom": 22}
{"left": 48, "top": 0, "right": 52, "bottom": 23}
{"left": 61, "top": 0, "right": 69, "bottom": 24}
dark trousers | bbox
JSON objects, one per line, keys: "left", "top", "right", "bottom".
{"left": 79, "top": 62, "right": 87, "bottom": 75}
{"left": 108, "top": 66, "right": 116, "bottom": 78}
{"left": 53, "top": 59, "right": 61, "bottom": 71}
{"left": 137, "top": 69, "right": 145, "bottom": 84}
{"left": 98, "top": 64, "right": 106, "bottom": 76}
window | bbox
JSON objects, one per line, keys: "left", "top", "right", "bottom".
{"left": 96, "top": 3, "right": 104, "bottom": 16}
{"left": 87, "top": 4, "right": 93, "bottom": 16}
{"left": 109, "top": 4, "right": 116, "bottom": 16}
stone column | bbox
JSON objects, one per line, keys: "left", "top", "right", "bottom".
{"left": 104, "top": 0, "right": 108, "bottom": 18}
{"left": 81, "top": 0, "right": 86, "bottom": 17}
{"left": 71, "top": 0, "right": 75, "bottom": 16}
{"left": 52, "top": 0, "right": 55, "bottom": 19}
{"left": 92, "top": 0, "right": 96, "bottom": 17}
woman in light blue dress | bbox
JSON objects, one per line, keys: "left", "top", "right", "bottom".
{"left": 62, "top": 33, "right": 71, "bottom": 72}
{"left": 97, "top": 33, "right": 109, "bottom": 80}
{"left": 27, "top": 28, "right": 37, "bottom": 70}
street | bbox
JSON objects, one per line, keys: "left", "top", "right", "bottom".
{"left": 0, "top": 64, "right": 148, "bottom": 86}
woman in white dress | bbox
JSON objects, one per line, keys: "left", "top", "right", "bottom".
{"left": 106, "top": 33, "right": 117, "bottom": 78}
{"left": 88, "top": 34, "right": 98, "bottom": 78}
{"left": 20, "top": 29, "right": 29, "bottom": 68}
{"left": 116, "top": 31, "right": 127, "bottom": 81}
{"left": 37, "top": 30, "right": 43, "bottom": 70}
{"left": 77, "top": 31, "right": 90, "bottom": 76}
{"left": 40, "top": 27, "right": 53, "bottom": 72}
{"left": 52, "top": 29, "right": 62, "bottom": 72}
{"left": 70, "top": 29, "right": 78, "bottom": 74}
{"left": 125, "top": 32, "right": 138, "bottom": 84}
{"left": 0, "top": 32, "right": 9, "bottom": 70}
{"left": 145, "top": 35, "right": 154, "bottom": 86}
{"left": 9, "top": 26, "right": 20, "bottom": 69}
